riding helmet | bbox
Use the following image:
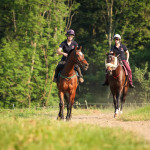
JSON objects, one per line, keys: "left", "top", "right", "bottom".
{"left": 66, "top": 29, "right": 75, "bottom": 36}
{"left": 114, "top": 34, "right": 121, "bottom": 40}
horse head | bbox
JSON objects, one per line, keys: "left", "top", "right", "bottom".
{"left": 105, "top": 52, "right": 118, "bottom": 75}
{"left": 73, "top": 46, "right": 89, "bottom": 71}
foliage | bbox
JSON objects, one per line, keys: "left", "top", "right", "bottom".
{"left": 0, "top": 0, "right": 150, "bottom": 107}
{"left": 71, "top": 0, "right": 150, "bottom": 103}
{"left": 0, "top": 0, "right": 79, "bottom": 108}
{"left": 134, "top": 63, "right": 150, "bottom": 102}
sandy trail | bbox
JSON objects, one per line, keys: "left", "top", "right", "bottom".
{"left": 71, "top": 112, "right": 150, "bottom": 142}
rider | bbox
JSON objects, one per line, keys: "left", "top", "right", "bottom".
{"left": 102, "top": 34, "right": 135, "bottom": 88}
{"left": 53, "top": 29, "right": 84, "bottom": 83}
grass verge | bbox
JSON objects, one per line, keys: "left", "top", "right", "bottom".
{"left": 119, "top": 105, "right": 150, "bottom": 121}
{"left": 0, "top": 109, "right": 149, "bottom": 150}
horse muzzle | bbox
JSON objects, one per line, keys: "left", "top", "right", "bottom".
{"left": 83, "top": 64, "right": 89, "bottom": 71}
{"left": 107, "top": 68, "right": 112, "bottom": 75}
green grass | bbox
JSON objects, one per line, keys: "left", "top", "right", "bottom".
{"left": 119, "top": 105, "right": 150, "bottom": 121}
{"left": 0, "top": 109, "right": 150, "bottom": 150}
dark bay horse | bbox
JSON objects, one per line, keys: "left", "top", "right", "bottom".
{"left": 57, "top": 46, "right": 89, "bottom": 120}
{"left": 105, "top": 53, "right": 129, "bottom": 117}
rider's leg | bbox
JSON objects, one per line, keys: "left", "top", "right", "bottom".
{"left": 102, "top": 71, "right": 109, "bottom": 86}
{"left": 122, "top": 60, "right": 135, "bottom": 88}
{"left": 74, "top": 64, "right": 84, "bottom": 83}
{"left": 53, "top": 62, "right": 65, "bottom": 82}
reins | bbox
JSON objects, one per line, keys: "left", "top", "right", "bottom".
{"left": 59, "top": 49, "right": 85, "bottom": 80}
{"left": 112, "top": 69, "right": 121, "bottom": 79}
{"left": 74, "top": 50, "right": 85, "bottom": 68}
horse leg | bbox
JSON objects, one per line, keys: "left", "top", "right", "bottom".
{"left": 69, "top": 99, "right": 74, "bottom": 120}
{"left": 120, "top": 96, "right": 124, "bottom": 114}
{"left": 66, "top": 102, "right": 71, "bottom": 121}
{"left": 113, "top": 94, "right": 117, "bottom": 117}
{"left": 64, "top": 93, "right": 71, "bottom": 121}
{"left": 57, "top": 92, "right": 64, "bottom": 120}
{"left": 66, "top": 101, "right": 73, "bottom": 121}
{"left": 120, "top": 86, "right": 128, "bottom": 114}
{"left": 115, "top": 91, "right": 122, "bottom": 116}
{"left": 66, "top": 94, "right": 75, "bottom": 121}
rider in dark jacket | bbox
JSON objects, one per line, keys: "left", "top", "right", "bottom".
{"left": 102, "top": 34, "right": 135, "bottom": 88}
{"left": 53, "top": 29, "right": 84, "bottom": 83}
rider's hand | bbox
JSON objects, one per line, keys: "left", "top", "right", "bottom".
{"left": 126, "top": 59, "right": 129, "bottom": 63}
{"left": 63, "top": 53, "right": 68, "bottom": 57}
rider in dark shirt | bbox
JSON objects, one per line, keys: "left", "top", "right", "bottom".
{"left": 53, "top": 29, "right": 84, "bottom": 83}
{"left": 110, "top": 43, "right": 128, "bottom": 60}
{"left": 59, "top": 40, "right": 78, "bottom": 61}
{"left": 103, "top": 34, "right": 135, "bottom": 88}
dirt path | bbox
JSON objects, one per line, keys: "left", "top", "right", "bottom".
{"left": 71, "top": 112, "right": 150, "bottom": 142}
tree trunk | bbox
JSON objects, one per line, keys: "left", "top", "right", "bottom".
{"left": 40, "top": 47, "right": 49, "bottom": 102}
{"left": 106, "top": 0, "right": 113, "bottom": 49}
{"left": 45, "top": 70, "right": 55, "bottom": 106}
{"left": 27, "top": 41, "right": 36, "bottom": 108}
{"left": 12, "top": 10, "right": 17, "bottom": 33}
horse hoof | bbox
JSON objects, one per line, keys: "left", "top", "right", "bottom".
{"left": 66, "top": 117, "right": 71, "bottom": 121}
{"left": 57, "top": 116, "right": 64, "bottom": 120}
{"left": 57, "top": 116, "right": 61, "bottom": 120}
{"left": 114, "top": 113, "right": 118, "bottom": 118}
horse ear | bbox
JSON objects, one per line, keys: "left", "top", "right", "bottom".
{"left": 106, "top": 52, "right": 109, "bottom": 56}
{"left": 80, "top": 46, "right": 82, "bottom": 50}
{"left": 75, "top": 46, "right": 78, "bottom": 51}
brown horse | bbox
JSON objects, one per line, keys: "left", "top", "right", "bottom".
{"left": 105, "top": 53, "right": 129, "bottom": 117}
{"left": 57, "top": 46, "right": 89, "bottom": 120}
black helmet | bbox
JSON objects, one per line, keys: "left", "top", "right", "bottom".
{"left": 66, "top": 29, "right": 75, "bottom": 36}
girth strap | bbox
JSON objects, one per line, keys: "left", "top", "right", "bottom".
{"left": 59, "top": 72, "right": 76, "bottom": 79}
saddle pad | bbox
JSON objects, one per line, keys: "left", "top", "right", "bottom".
{"left": 122, "top": 65, "right": 128, "bottom": 76}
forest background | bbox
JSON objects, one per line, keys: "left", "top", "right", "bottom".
{"left": 0, "top": 0, "right": 150, "bottom": 108}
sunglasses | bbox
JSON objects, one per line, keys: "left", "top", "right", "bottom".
{"left": 67, "top": 35, "right": 74, "bottom": 37}
{"left": 115, "top": 38, "right": 119, "bottom": 41}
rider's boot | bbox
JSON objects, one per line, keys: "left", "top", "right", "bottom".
{"left": 129, "top": 83, "right": 135, "bottom": 88}
{"left": 53, "top": 66, "right": 60, "bottom": 82}
{"left": 75, "top": 65, "right": 84, "bottom": 83}
{"left": 79, "top": 76, "right": 84, "bottom": 83}
{"left": 102, "top": 74, "right": 109, "bottom": 86}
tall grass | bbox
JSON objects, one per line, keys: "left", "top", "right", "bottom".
{"left": 119, "top": 104, "right": 150, "bottom": 121}
{"left": 0, "top": 109, "right": 149, "bottom": 150}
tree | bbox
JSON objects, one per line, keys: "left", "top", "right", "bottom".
{"left": 0, "top": 0, "right": 79, "bottom": 108}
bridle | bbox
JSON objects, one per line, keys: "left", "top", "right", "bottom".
{"left": 60, "top": 50, "right": 87, "bottom": 80}
{"left": 105, "top": 55, "right": 119, "bottom": 71}
{"left": 73, "top": 50, "right": 86, "bottom": 68}
{"left": 105, "top": 54, "right": 123, "bottom": 79}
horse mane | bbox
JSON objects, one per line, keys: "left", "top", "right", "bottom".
{"left": 67, "top": 49, "right": 75, "bottom": 58}
{"left": 67, "top": 47, "right": 81, "bottom": 59}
